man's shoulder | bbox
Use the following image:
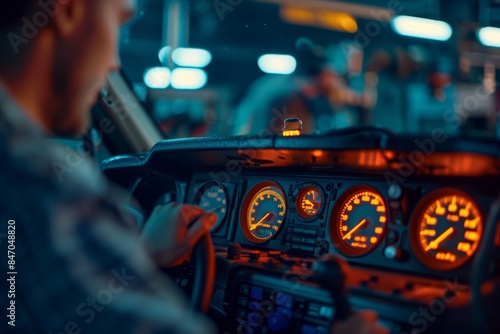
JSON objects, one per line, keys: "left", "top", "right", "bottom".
{"left": 1, "top": 134, "right": 105, "bottom": 198}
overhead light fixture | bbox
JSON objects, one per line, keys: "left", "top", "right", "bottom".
{"left": 477, "top": 26, "right": 500, "bottom": 48}
{"left": 391, "top": 15, "right": 452, "bottom": 41}
{"left": 280, "top": 6, "right": 357, "bottom": 33}
{"left": 258, "top": 54, "right": 297, "bottom": 75}
{"left": 171, "top": 68, "right": 208, "bottom": 90}
{"left": 158, "top": 46, "right": 171, "bottom": 64}
{"left": 318, "top": 12, "right": 358, "bottom": 33}
{"left": 172, "top": 48, "right": 212, "bottom": 68}
{"left": 143, "top": 67, "right": 171, "bottom": 89}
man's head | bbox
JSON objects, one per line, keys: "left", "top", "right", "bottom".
{"left": 0, "top": 0, "right": 136, "bottom": 136}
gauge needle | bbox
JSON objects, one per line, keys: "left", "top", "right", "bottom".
{"left": 250, "top": 212, "right": 271, "bottom": 231}
{"left": 425, "top": 227, "right": 454, "bottom": 251}
{"left": 303, "top": 199, "right": 320, "bottom": 209}
{"left": 343, "top": 219, "right": 367, "bottom": 240}
{"left": 207, "top": 206, "right": 221, "bottom": 213}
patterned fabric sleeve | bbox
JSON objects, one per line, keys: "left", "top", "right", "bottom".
{"left": 0, "top": 86, "right": 216, "bottom": 334}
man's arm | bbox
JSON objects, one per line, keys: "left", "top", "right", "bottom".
{"left": 48, "top": 195, "right": 217, "bottom": 334}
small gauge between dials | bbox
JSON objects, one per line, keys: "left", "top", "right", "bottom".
{"left": 296, "top": 186, "right": 322, "bottom": 218}
{"left": 193, "top": 182, "right": 228, "bottom": 231}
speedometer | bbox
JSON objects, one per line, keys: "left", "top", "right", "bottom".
{"left": 240, "top": 181, "right": 286, "bottom": 243}
{"left": 330, "top": 187, "right": 387, "bottom": 257}
{"left": 410, "top": 188, "right": 483, "bottom": 271}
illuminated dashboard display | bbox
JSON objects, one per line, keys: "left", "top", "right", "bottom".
{"left": 411, "top": 189, "right": 483, "bottom": 271}
{"left": 240, "top": 181, "right": 286, "bottom": 243}
{"left": 331, "top": 187, "right": 387, "bottom": 257}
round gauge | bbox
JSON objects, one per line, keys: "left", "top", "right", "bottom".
{"left": 240, "top": 181, "right": 286, "bottom": 243}
{"left": 331, "top": 187, "right": 387, "bottom": 257}
{"left": 296, "top": 186, "right": 323, "bottom": 219}
{"left": 410, "top": 189, "right": 483, "bottom": 271}
{"left": 193, "top": 182, "right": 228, "bottom": 231}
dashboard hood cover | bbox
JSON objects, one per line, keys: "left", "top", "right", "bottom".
{"left": 102, "top": 129, "right": 500, "bottom": 180}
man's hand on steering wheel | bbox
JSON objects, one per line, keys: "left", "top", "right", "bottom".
{"left": 141, "top": 202, "right": 217, "bottom": 267}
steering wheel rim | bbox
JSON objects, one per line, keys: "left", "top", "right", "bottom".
{"left": 130, "top": 201, "right": 216, "bottom": 313}
{"left": 189, "top": 232, "right": 216, "bottom": 312}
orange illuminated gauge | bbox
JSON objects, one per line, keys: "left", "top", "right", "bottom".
{"left": 331, "top": 187, "right": 387, "bottom": 257}
{"left": 410, "top": 189, "right": 483, "bottom": 271}
{"left": 296, "top": 186, "right": 322, "bottom": 218}
{"left": 240, "top": 181, "right": 287, "bottom": 243}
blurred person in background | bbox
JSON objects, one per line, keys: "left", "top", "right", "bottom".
{"left": 232, "top": 39, "right": 377, "bottom": 135}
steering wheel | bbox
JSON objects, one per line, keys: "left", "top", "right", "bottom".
{"left": 125, "top": 201, "right": 216, "bottom": 313}
{"left": 189, "top": 232, "right": 216, "bottom": 312}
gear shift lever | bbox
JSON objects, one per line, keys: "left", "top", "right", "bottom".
{"left": 311, "top": 255, "right": 353, "bottom": 321}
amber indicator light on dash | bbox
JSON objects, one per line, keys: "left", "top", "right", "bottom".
{"left": 410, "top": 189, "right": 483, "bottom": 271}
{"left": 330, "top": 187, "right": 387, "bottom": 257}
{"left": 282, "top": 117, "right": 302, "bottom": 137}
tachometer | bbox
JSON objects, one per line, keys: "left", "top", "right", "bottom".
{"left": 193, "top": 182, "right": 228, "bottom": 231}
{"left": 410, "top": 188, "right": 483, "bottom": 271}
{"left": 241, "top": 181, "right": 286, "bottom": 243}
{"left": 331, "top": 187, "right": 387, "bottom": 256}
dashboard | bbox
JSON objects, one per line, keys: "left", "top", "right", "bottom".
{"left": 103, "top": 131, "right": 500, "bottom": 334}
{"left": 188, "top": 172, "right": 491, "bottom": 281}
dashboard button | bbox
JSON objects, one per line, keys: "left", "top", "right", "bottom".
{"left": 236, "top": 308, "right": 246, "bottom": 318}
{"left": 247, "top": 313, "right": 260, "bottom": 327}
{"left": 267, "top": 312, "right": 290, "bottom": 331}
{"left": 292, "top": 236, "right": 316, "bottom": 245}
{"left": 248, "top": 250, "right": 261, "bottom": 261}
{"left": 319, "top": 306, "right": 334, "bottom": 318}
{"left": 250, "top": 287, "right": 264, "bottom": 300}
{"left": 239, "top": 284, "right": 250, "bottom": 295}
{"left": 277, "top": 306, "right": 292, "bottom": 319}
{"left": 275, "top": 292, "right": 293, "bottom": 308}
{"left": 293, "top": 227, "right": 318, "bottom": 237}
{"left": 237, "top": 296, "right": 248, "bottom": 307}
{"left": 301, "top": 324, "right": 317, "bottom": 334}
{"left": 291, "top": 244, "right": 315, "bottom": 253}
{"left": 249, "top": 300, "right": 261, "bottom": 311}
{"left": 227, "top": 242, "right": 242, "bottom": 260}
{"left": 384, "top": 245, "right": 403, "bottom": 260}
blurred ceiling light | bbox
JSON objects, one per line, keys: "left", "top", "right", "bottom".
{"left": 391, "top": 15, "right": 452, "bottom": 41}
{"left": 281, "top": 6, "right": 357, "bottom": 33}
{"left": 281, "top": 6, "right": 315, "bottom": 24}
{"left": 172, "top": 48, "right": 212, "bottom": 68}
{"left": 171, "top": 68, "right": 208, "bottom": 90}
{"left": 158, "top": 46, "right": 171, "bottom": 64}
{"left": 318, "top": 12, "right": 357, "bottom": 32}
{"left": 258, "top": 54, "right": 297, "bottom": 75}
{"left": 144, "top": 67, "right": 171, "bottom": 89}
{"left": 477, "top": 26, "right": 500, "bottom": 48}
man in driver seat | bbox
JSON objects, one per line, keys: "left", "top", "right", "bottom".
{"left": 0, "top": 1, "right": 387, "bottom": 333}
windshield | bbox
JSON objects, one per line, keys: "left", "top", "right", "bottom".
{"left": 119, "top": 0, "right": 500, "bottom": 139}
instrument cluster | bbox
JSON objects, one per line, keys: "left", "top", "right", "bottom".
{"left": 187, "top": 174, "right": 489, "bottom": 278}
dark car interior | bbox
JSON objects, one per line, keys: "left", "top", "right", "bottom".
{"left": 87, "top": 0, "right": 500, "bottom": 333}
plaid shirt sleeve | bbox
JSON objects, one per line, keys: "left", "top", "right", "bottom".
{"left": 0, "top": 88, "right": 216, "bottom": 334}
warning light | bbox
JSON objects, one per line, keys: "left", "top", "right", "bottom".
{"left": 282, "top": 117, "right": 302, "bottom": 137}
